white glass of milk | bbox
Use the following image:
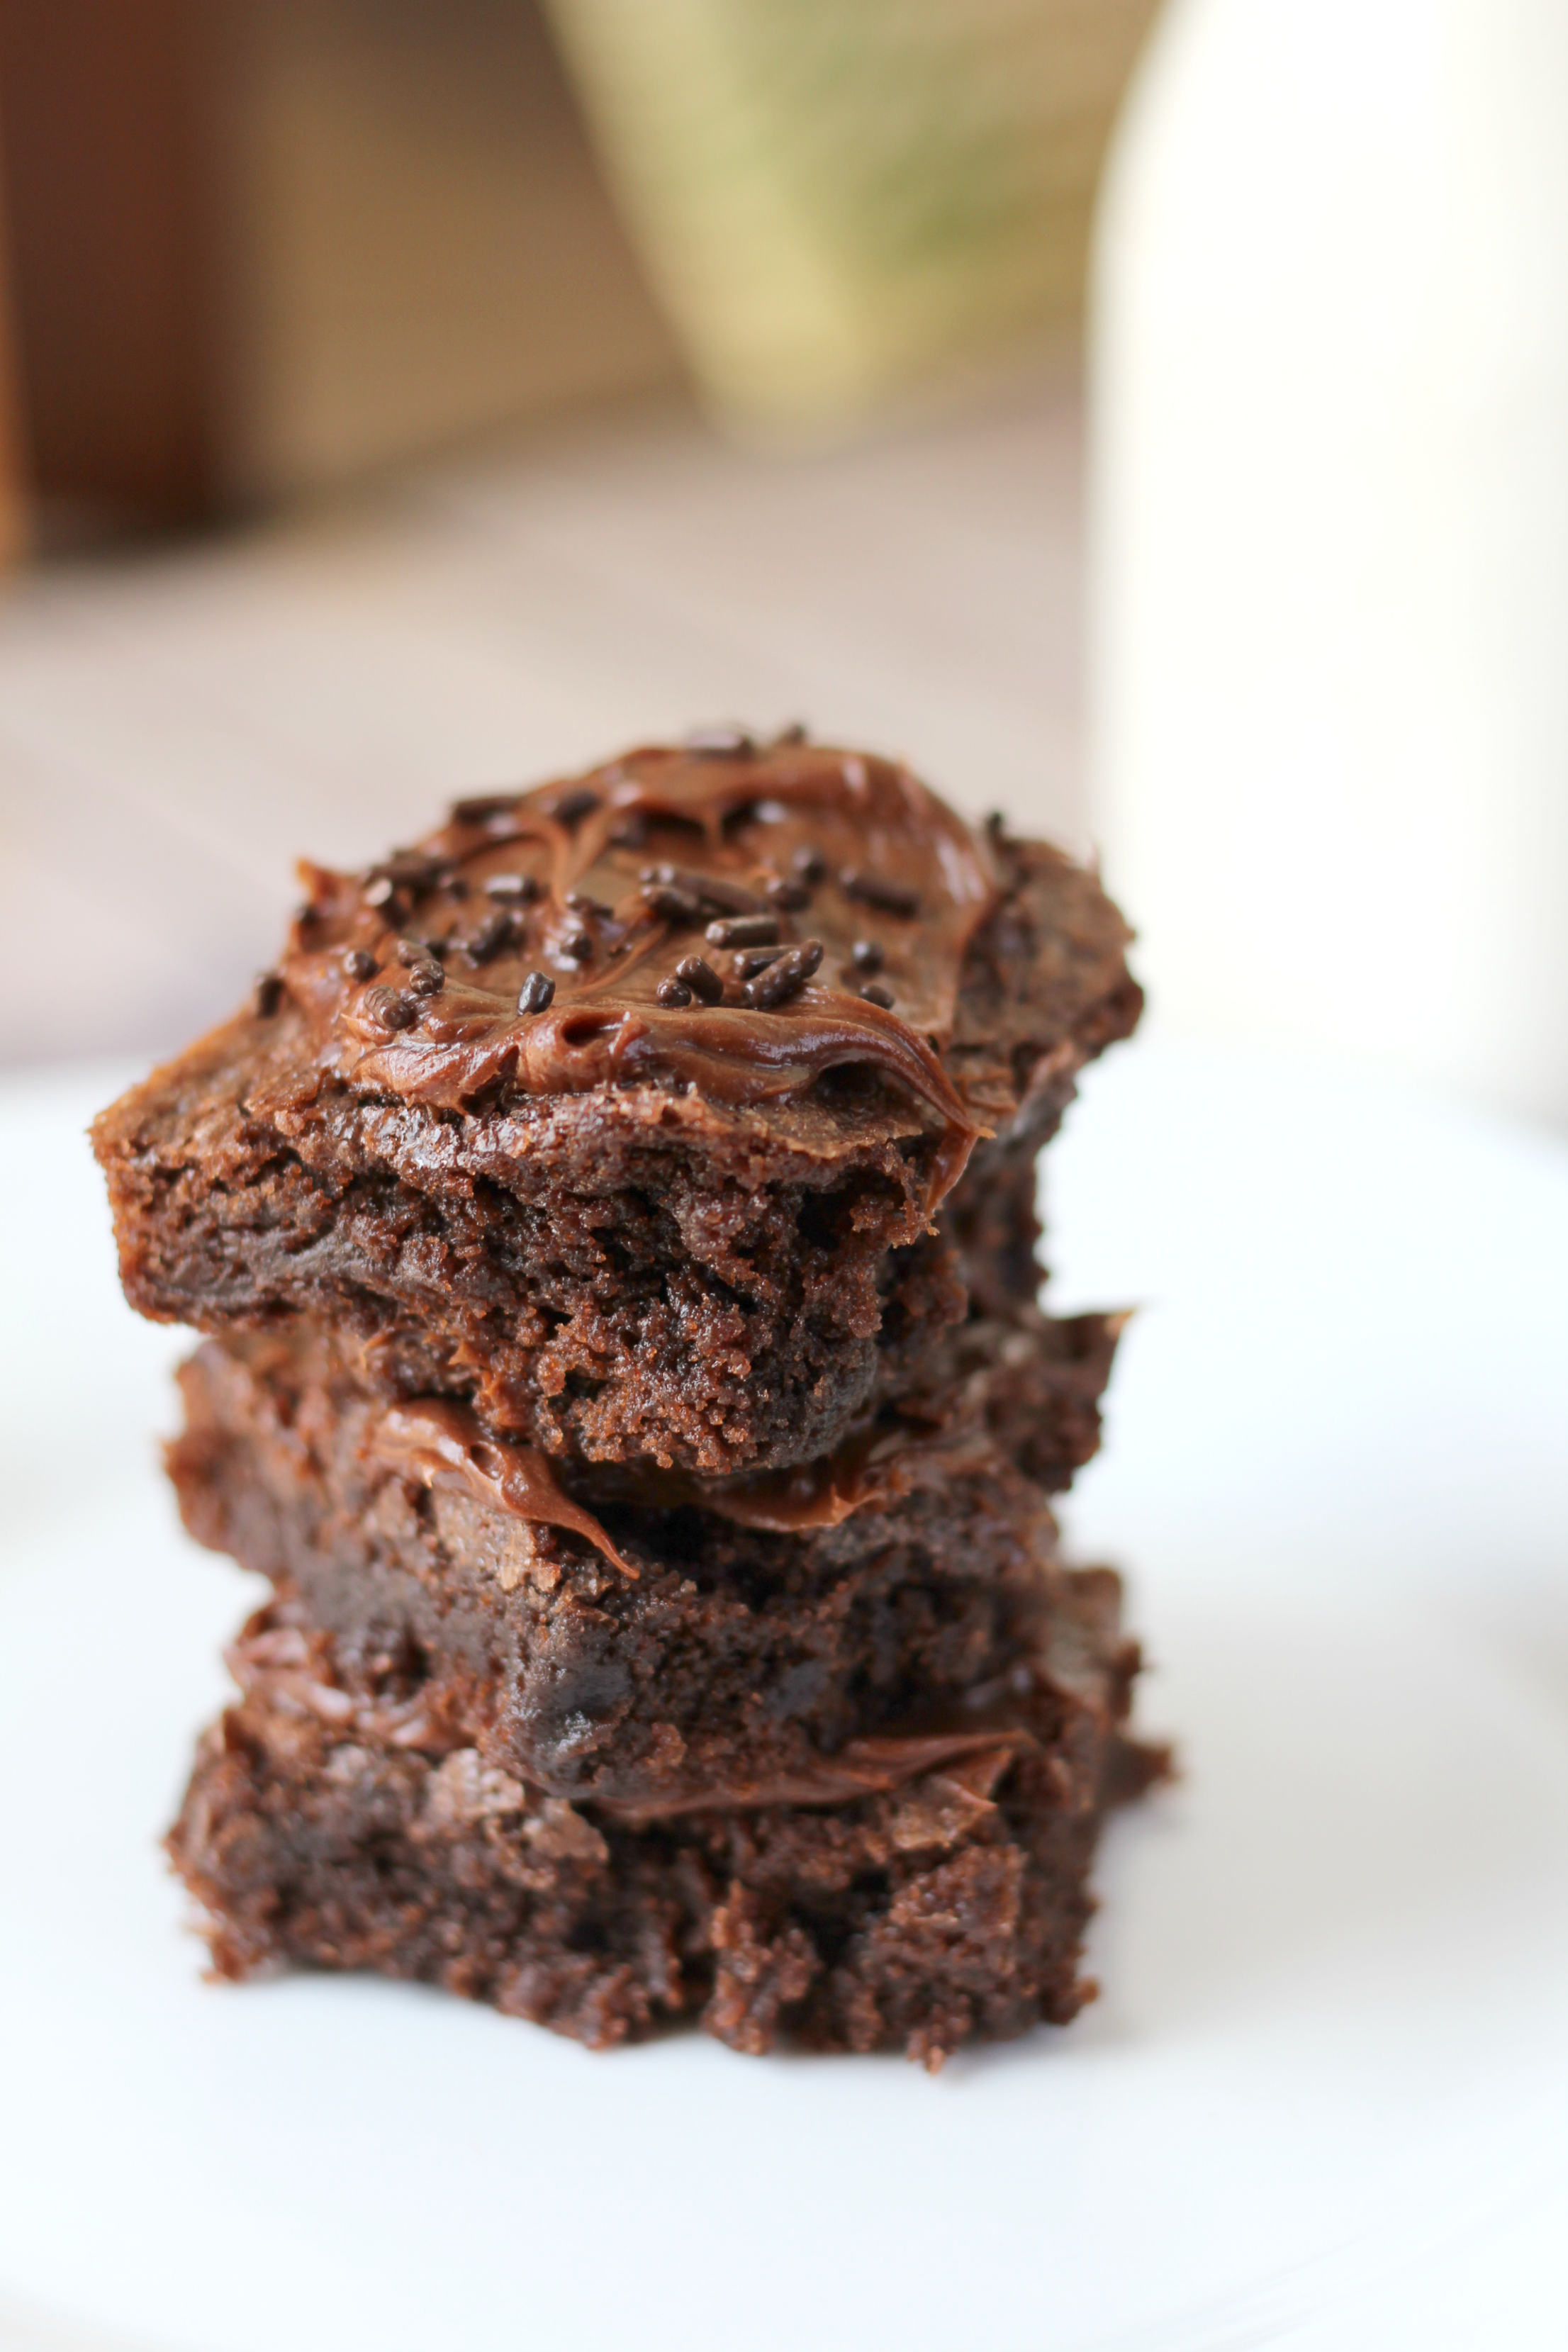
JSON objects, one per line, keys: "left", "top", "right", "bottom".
{"left": 1090, "top": 0, "right": 1568, "bottom": 1126}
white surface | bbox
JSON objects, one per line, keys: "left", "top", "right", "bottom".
{"left": 3, "top": 1043, "right": 1567, "bottom": 2352}
{"left": 1090, "top": 0, "right": 1568, "bottom": 1126}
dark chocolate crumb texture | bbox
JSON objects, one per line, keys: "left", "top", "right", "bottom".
{"left": 169, "top": 1569, "right": 1166, "bottom": 2066}
{"left": 166, "top": 1309, "right": 1125, "bottom": 1813}
{"left": 93, "top": 734, "right": 1141, "bottom": 1477}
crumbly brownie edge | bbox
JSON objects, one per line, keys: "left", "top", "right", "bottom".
{"left": 93, "top": 818, "right": 1140, "bottom": 1478}
{"left": 167, "top": 1335, "right": 1073, "bottom": 1809}
{"left": 97, "top": 1038, "right": 967, "bottom": 1474}
{"left": 168, "top": 1574, "right": 1165, "bottom": 2066}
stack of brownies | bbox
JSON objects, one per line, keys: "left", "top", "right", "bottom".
{"left": 93, "top": 730, "right": 1162, "bottom": 2066}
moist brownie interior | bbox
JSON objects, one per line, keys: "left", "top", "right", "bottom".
{"left": 94, "top": 740, "right": 1139, "bottom": 1477}
{"left": 167, "top": 1320, "right": 1120, "bottom": 1809}
{"left": 170, "top": 1571, "right": 1164, "bottom": 2066}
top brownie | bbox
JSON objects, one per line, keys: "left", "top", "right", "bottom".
{"left": 94, "top": 732, "right": 1139, "bottom": 1477}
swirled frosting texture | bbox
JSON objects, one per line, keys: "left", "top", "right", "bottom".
{"left": 271, "top": 737, "right": 997, "bottom": 1205}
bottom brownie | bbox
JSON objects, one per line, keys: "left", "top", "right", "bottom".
{"left": 169, "top": 1569, "right": 1165, "bottom": 2066}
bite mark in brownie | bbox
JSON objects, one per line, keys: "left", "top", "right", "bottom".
{"left": 93, "top": 741, "right": 1140, "bottom": 1476}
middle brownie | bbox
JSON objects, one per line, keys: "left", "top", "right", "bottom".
{"left": 168, "top": 1316, "right": 1119, "bottom": 1816}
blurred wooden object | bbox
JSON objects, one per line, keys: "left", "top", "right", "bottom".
{"left": 0, "top": 0, "right": 218, "bottom": 540}
{"left": 0, "top": 172, "right": 27, "bottom": 564}
{"left": 0, "top": 0, "right": 679, "bottom": 539}
{"left": 219, "top": 0, "right": 681, "bottom": 503}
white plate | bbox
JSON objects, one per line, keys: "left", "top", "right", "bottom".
{"left": 3, "top": 1041, "right": 1567, "bottom": 2352}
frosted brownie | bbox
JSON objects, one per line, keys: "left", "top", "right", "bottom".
{"left": 169, "top": 1569, "right": 1163, "bottom": 2065}
{"left": 94, "top": 734, "right": 1139, "bottom": 1477}
{"left": 167, "top": 1309, "right": 1125, "bottom": 1812}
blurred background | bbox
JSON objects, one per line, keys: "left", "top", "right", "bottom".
{"left": 0, "top": 0, "right": 1155, "bottom": 1063}
{"left": 0, "top": 0, "right": 1564, "bottom": 1124}
{"left": 6, "top": 18, "right": 1568, "bottom": 2343}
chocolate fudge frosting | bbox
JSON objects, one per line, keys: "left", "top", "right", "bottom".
{"left": 256, "top": 732, "right": 995, "bottom": 1209}
{"left": 213, "top": 1567, "right": 1143, "bottom": 1827}
{"left": 369, "top": 1392, "right": 1007, "bottom": 1555}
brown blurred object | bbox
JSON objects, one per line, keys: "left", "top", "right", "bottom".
{"left": 218, "top": 0, "right": 680, "bottom": 503}
{"left": 0, "top": 0, "right": 680, "bottom": 543}
{"left": 0, "top": 164, "right": 27, "bottom": 564}
{"left": 0, "top": 0, "right": 225, "bottom": 540}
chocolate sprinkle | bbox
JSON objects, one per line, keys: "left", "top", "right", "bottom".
{"left": 860, "top": 982, "right": 895, "bottom": 1009}
{"left": 343, "top": 948, "right": 378, "bottom": 981}
{"left": 547, "top": 787, "right": 601, "bottom": 824}
{"left": 374, "top": 851, "right": 444, "bottom": 890}
{"left": 841, "top": 867, "right": 921, "bottom": 917}
{"left": 463, "top": 910, "right": 515, "bottom": 963}
{"left": 851, "top": 939, "right": 884, "bottom": 973}
{"left": 565, "top": 892, "right": 612, "bottom": 917}
{"left": 484, "top": 873, "right": 539, "bottom": 902}
{"left": 766, "top": 877, "right": 811, "bottom": 910}
{"left": 451, "top": 793, "right": 520, "bottom": 825}
{"left": 744, "top": 940, "right": 822, "bottom": 1009}
{"left": 773, "top": 721, "right": 809, "bottom": 745}
{"left": 706, "top": 913, "right": 780, "bottom": 950}
{"left": 656, "top": 975, "right": 694, "bottom": 1008}
{"left": 562, "top": 930, "right": 594, "bottom": 962}
{"left": 405, "top": 962, "right": 444, "bottom": 997}
{"left": 735, "top": 947, "right": 784, "bottom": 980}
{"left": 393, "top": 937, "right": 428, "bottom": 965}
{"left": 517, "top": 970, "right": 555, "bottom": 1014}
{"left": 253, "top": 971, "right": 284, "bottom": 1017}
{"left": 641, "top": 884, "right": 702, "bottom": 924}
{"left": 362, "top": 877, "right": 399, "bottom": 911}
{"left": 792, "top": 845, "right": 827, "bottom": 883}
{"left": 363, "top": 986, "right": 418, "bottom": 1031}
{"left": 644, "top": 865, "right": 768, "bottom": 916}
{"left": 674, "top": 955, "right": 723, "bottom": 1004}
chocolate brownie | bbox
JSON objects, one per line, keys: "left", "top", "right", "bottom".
{"left": 166, "top": 1312, "right": 1123, "bottom": 1810}
{"left": 94, "top": 736, "right": 1139, "bottom": 1477}
{"left": 169, "top": 1569, "right": 1164, "bottom": 2065}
